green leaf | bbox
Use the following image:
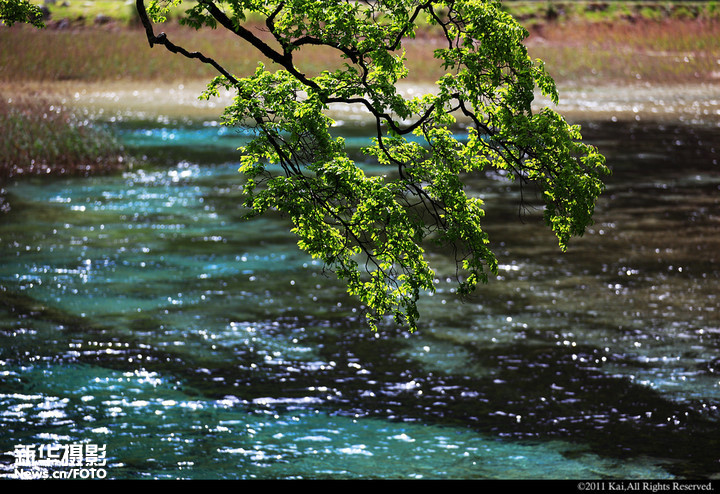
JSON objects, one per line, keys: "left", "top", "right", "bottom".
{"left": 137, "top": 0, "right": 609, "bottom": 332}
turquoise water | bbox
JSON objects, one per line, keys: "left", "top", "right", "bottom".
{"left": 1, "top": 116, "right": 719, "bottom": 479}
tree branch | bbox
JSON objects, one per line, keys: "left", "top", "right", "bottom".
{"left": 135, "top": 0, "right": 239, "bottom": 85}
{"left": 197, "top": 0, "right": 321, "bottom": 92}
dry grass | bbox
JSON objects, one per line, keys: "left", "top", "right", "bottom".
{"left": 524, "top": 18, "right": 720, "bottom": 84}
{"left": 2, "top": 13, "right": 719, "bottom": 86}
{"left": 0, "top": 24, "right": 254, "bottom": 82}
{"left": 1, "top": 3, "right": 717, "bottom": 180}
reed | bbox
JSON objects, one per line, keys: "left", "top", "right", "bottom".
{"left": 0, "top": 94, "right": 128, "bottom": 178}
{"left": 524, "top": 18, "right": 720, "bottom": 84}
{"left": 0, "top": 24, "right": 252, "bottom": 82}
{"left": 1, "top": 2, "right": 717, "bottom": 181}
{"left": 2, "top": 12, "right": 718, "bottom": 85}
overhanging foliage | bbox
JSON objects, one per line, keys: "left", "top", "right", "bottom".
{"left": 136, "top": 0, "right": 608, "bottom": 331}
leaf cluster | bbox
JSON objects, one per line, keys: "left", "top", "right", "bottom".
{"left": 0, "top": 0, "right": 46, "bottom": 27}
{"left": 140, "top": 0, "right": 608, "bottom": 331}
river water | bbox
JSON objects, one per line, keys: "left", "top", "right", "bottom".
{"left": 0, "top": 84, "right": 719, "bottom": 479}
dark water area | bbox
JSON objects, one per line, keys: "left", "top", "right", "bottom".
{"left": 0, "top": 112, "right": 718, "bottom": 479}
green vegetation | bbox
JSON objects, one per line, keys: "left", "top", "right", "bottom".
{"left": 0, "top": 95, "right": 128, "bottom": 178}
{"left": 0, "top": 0, "right": 45, "bottom": 26}
{"left": 135, "top": 0, "right": 607, "bottom": 331}
{"left": 26, "top": 0, "right": 720, "bottom": 28}
{"left": 503, "top": 0, "right": 720, "bottom": 24}
{"left": 53, "top": 0, "right": 144, "bottom": 25}
{"left": 2, "top": 0, "right": 715, "bottom": 330}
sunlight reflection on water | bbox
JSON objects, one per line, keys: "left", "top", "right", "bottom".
{"left": 1, "top": 89, "right": 719, "bottom": 478}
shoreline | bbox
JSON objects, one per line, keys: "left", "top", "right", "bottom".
{"left": 11, "top": 79, "right": 720, "bottom": 128}
{"left": 2, "top": 6, "right": 719, "bottom": 180}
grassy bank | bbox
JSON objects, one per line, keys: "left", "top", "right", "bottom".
{"left": 2, "top": 1, "right": 719, "bottom": 85}
{"left": 524, "top": 19, "right": 720, "bottom": 84}
{"left": 1, "top": 1, "right": 718, "bottom": 179}
{"left": 2, "top": 18, "right": 719, "bottom": 85}
{"left": 0, "top": 94, "right": 128, "bottom": 179}
{"left": 505, "top": 0, "right": 720, "bottom": 24}
{"left": 31, "top": 0, "right": 720, "bottom": 28}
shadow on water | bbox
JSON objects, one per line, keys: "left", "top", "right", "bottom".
{"left": 0, "top": 115, "right": 718, "bottom": 479}
{"left": 1, "top": 287, "right": 718, "bottom": 478}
